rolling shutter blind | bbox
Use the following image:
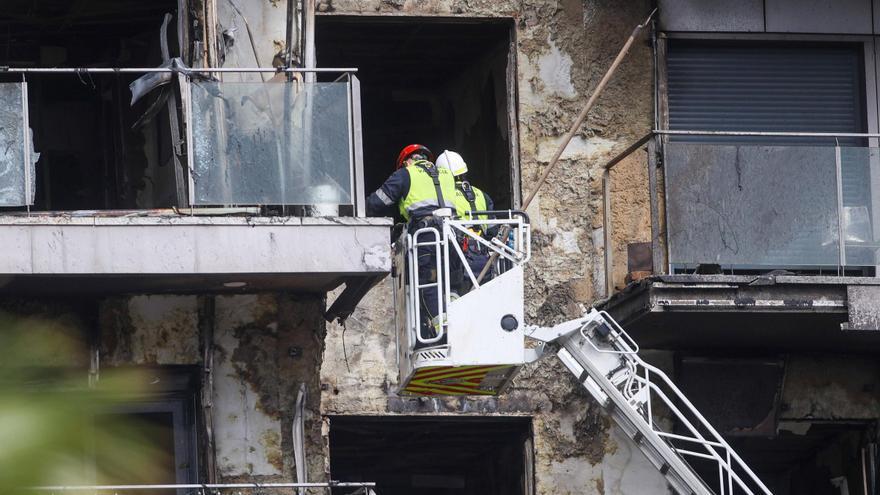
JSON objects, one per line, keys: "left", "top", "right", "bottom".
{"left": 667, "top": 40, "right": 869, "bottom": 208}
{"left": 667, "top": 41, "right": 866, "bottom": 141}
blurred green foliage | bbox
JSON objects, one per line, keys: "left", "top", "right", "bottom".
{"left": 0, "top": 312, "right": 167, "bottom": 494}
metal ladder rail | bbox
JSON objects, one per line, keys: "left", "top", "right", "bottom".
{"left": 625, "top": 362, "right": 767, "bottom": 495}
{"left": 557, "top": 346, "right": 714, "bottom": 495}
{"left": 444, "top": 218, "right": 526, "bottom": 290}
{"left": 596, "top": 318, "right": 772, "bottom": 495}
{"left": 555, "top": 311, "right": 773, "bottom": 495}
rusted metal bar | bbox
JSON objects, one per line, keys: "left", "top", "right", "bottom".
{"left": 603, "top": 132, "right": 653, "bottom": 171}
{"left": 523, "top": 9, "right": 657, "bottom": 209}
{"left": 476, "top": 8, "right": 657, "bottom": 284}
{"left": 603, "top": 169, "right": 614, "bottom": 296}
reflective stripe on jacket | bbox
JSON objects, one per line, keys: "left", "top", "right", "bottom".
{"left": 398, "top": 161, "right": 457, "bottom": 221}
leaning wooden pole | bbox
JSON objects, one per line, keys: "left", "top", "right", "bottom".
{"left": 475, "top": 8, "right": 657, "bottom": 284}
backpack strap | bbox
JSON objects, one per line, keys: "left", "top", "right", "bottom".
{"left": 416, "top": 162, "right": 447, "bottom": 210}
{"left": 459, "top": 181, "right": 478, "bottom": 214}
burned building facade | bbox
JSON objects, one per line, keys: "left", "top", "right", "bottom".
{"left": 1, "top": 0, "right": 879, "bottom": 494}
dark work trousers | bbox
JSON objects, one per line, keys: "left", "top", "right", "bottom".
{"left": 454, "top": 250, "right": 492, "bottom": 294}
{"left": 466, "top": 251, "right": 491, "bottom": 282}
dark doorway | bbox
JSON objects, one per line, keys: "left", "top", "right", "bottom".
{"left": 0, "top": 0, "right": 184, "bottom": 211}
{"left": 316, "top": 17, "right": 518, "bottom": 212}
{"left": 675, "top": 357, "right": 878, "bottom": 494}
{"left": 730, "top": 422, "right": 876, "bottom": 495}
{"left": 329, "top": 415, "right": 533, "bottom": 495}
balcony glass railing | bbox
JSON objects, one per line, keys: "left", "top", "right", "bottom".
{"left": 664, "top": 142, "right": 879, "bottom": 270}
{"left": 0, "top": 82, "right": 35, "bottom": 207}
{"left": 188, "top": 78, "right": 357, "bottom": 208}
{"left": 0, "top": 68, "right": 364, "bottom": 215}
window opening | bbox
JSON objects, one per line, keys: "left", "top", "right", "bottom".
{"left": 0, "top": 1, "right": 183, "bottom": 211}
{"left": 92, "top": 367, "right": 201, "bottom": 495}
{"left": 675, "top": 357, "right": 878, "bottom": 494}
{"left": 329, "top": 416, "right": 533, "bottom": 495}
{"left": 316, "top": 17, "right": 517, "bottom": 213}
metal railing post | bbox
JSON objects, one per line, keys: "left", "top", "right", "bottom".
{"left": 835, "top": 144, "right": 847, "bottom": 270}
{"left": 350, "top": 74, "right": 366, "bottom": 217}
{"left": 603, "top": 169, "right": 614, "bottom": 297}
{"left": 21, "top": 81, "right": 32, "bottom": 207}
{"left": 181, "top": 76, "right": 196, "bottom": 208}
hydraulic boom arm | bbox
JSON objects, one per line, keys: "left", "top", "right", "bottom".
{"left": 525, "top": 310, "right": 773, "bottom": 495}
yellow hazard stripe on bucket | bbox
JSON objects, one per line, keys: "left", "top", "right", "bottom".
{"left": 402, "top": 365, "right": 515, "bottom": 396}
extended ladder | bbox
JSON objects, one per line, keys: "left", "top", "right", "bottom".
{"left": 527, "top": 310, "right": 773, "bottom": 495}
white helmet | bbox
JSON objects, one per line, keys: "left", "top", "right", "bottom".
{"left": 436, "top": 150, "right": 468, "bottom": 177}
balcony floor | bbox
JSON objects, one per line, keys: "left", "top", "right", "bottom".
{"left": 0, "top": 214, "right": 391, "bottom": 295}
{"left": 597, "top": 274, "right": 880, "bottom": 353}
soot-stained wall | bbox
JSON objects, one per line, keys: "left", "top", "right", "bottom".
{"left": 315, "top": 1, "right": 667, "bottom": 494}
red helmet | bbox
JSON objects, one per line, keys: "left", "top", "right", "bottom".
{"left": 396, "top": 144, "right": 434, "bottom": 170}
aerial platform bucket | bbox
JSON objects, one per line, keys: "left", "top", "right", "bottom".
{"left": 394, "top": 212, "right": 530, "bottom": 396}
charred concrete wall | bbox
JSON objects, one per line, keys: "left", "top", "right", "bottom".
{"left": 315, "top": 1, "right": 665, "bottom": 494}
{"left": 99, "top": 293, "right": 327, "bottom": 484}
{"left": 215, "top": 0, "right": 298, "bottom": 77}
{"left": 780, "top": 355, "right": 880, "bottom": 421}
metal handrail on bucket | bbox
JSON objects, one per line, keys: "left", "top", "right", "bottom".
{"left": 403, "top": 211, "right": 531, "bottom": 348}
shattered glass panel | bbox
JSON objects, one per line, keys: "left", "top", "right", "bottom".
{"left": 665, "top": 143, "right": 842, "bottom": 268}
{"left": 190, "top": 81, "right": 353, "bottom": 205}
{"left": 0, "top": 83, "right": 32, "bottom": 206}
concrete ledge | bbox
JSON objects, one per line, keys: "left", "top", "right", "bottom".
{"left": 597, "top": 274, "right": 880, "bottom": 352}
{"left": 0, "top": 215, "right": 392, "bottom": 293}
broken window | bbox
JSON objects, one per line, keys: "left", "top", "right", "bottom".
{"left": 732, "top": 423, "right": 876, "bottom": 495}
{"left": 676, "top": 357, "right": 878, "bottom": 495}
{"left": 316, "top": 17, "right": 519, "bottom": 211}
{"left": 0, "top": 1, "right": 186, "bottom": 211}
{"left": 329, "top": 416, "right": 533, "bottom": 495}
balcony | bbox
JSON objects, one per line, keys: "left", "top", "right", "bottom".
{"left": 0, "top": 68, "right": 390, "bottom": 302}
{"left": 596, "top": 132, "right": 880, "bottom": 351}
{"left": 664, "top": 142, "right": 878, "bottom": 272}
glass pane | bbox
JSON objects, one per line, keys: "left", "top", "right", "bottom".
{"left": 0, "top": 83, "right": 31, "bottom": 207}
{"left": 665, "top": 143, "right": 841, "bottom": 268}
{"left": 839, "top": 147, "right": 878, "bottom": 267}
{"left": 190, "top": 80, "right": 352, "bottom": 205}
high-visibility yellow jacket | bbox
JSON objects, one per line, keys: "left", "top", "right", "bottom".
{"left": 397, "top": 160, "right": 457, "bottom": 221}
